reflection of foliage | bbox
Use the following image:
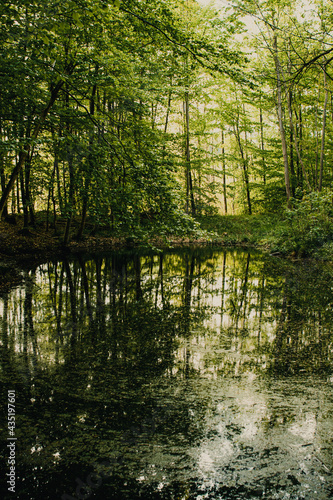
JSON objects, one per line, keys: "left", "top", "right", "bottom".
{"left": 270, "top": 262, "right": 333, "bottom": 377}
{"left": 0, "top": 249, "right": 332, "bottom": 499}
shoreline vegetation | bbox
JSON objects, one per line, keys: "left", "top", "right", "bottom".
{"left": 1, "top": 203, "right": 333, "bottom": 262}
{"left": 1, "top": 199, "right": 333, "bottom": 292}
{"left": 1, "top": 191, "right": 333, "bottom": 293}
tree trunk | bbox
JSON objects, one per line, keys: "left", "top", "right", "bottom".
{"left": 164, "top": 87, "right": 172, "bottom": 134}
{"left": 272, "top": 35, "right": 291, "bottom": 206}
{"left": 184, "top": 95, "right": 190, "bottom": 214}
{"left": 234, "top": 120, "right": 252, "bottom": 215}
{"left": 221, "top": 129, "right": 227, "bottom": 214}
{"left": 0, "top": 172, "right": 8, "bottom": 217}
{"left": 25, "top": 155, "right": 35, "bottom": 227}
{"left": 314, "top": 87, "right": 320, "bottom": 188}
{"left": 288, "top": 92, "right": 296, "bottom": 196}
{"left": 20, "top": 167, "right": 29, "bottom": 229}
{"left": 319, "top": 67, "right": 328, "bottom": 192}
{"left": 0, "top": 122, "right": 8, "bottom": 217}
{"left": 259, "top": 107, "right": 266, "bottom": 186}
{"left": 184, "top": 91, "right": 195, "bottom": 216}
{"left": 46, "top": 162, "right": 56, "bottom": 231}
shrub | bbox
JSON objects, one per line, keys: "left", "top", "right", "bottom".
{"left": 277, "top": 190, "right": 333, "bottom": 255}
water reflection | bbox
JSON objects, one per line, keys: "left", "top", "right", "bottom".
{"left": 0, "top": 249, "right": 332, "bottom": 499}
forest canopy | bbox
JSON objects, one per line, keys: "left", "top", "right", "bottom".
{"left": 1, "top": 0, "right": 333, "bottom": 243}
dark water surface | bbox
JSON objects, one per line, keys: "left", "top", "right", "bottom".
{"left": 0, "top": 248, "right": 332, "bottom": 499}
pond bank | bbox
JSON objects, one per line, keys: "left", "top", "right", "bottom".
{"left": 0, "top": 214, "right": 272, "bottom": 293}
{"left": 1, "top": 212, "right": 333, "bottom": 266}
{"left": 0, "top": 214, "right": 258, "bottom": 262}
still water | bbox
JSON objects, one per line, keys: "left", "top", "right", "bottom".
{"left": 0, "top": 248, "right": 332, "bottom": 499}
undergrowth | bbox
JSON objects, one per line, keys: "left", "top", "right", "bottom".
{"left": 197, "top": 190, "right": 333, "bottom": 260}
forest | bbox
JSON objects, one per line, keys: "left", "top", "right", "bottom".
{"left": 1, "top": 0, "right": 333, "bottom": 257}
{"left": 1, "top": 3, "right": 333, "bottom": 498}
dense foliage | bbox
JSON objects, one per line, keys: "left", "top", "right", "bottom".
{"left": 1, "top": 0, "right": 333, "bottom": 247}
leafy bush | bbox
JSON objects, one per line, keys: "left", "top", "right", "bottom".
{"left": 276, "top": 191, "right": 333, "bottom": 256}
{"left": 312, "top": 241, "right": 333, "bottom": 260}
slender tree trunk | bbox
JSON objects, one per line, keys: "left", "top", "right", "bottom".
{"left": 243, "top": 104, "right": 251, "bottom": 214}
{"left": 319, "top": 67, "right": 328, "bottom": 192}
{"left": 259, "top": 107, "right": 266, "bottom": 186}
{"left": 20, "top": 167, "right": 29, "bottom": 229}
{"left": 184, "top": 93, "right": 190, "bottom": 214}
{"left": 314, "top": 87, "right": 320, "bottom": 188}
{"left": 25, "top": 155, "right": 35, "bottom": 227}
{"left": 0, "top": 172, "right": 8, "bottom": 217}
{"left": 0, "top": 122, "right": 8, "bottom": 217}
{"left": 164, "top": 87, "right": 172, "bottom": 134}
{"left": 184, "top": 92, "right": 196, "bottom": 216}
{"left": 234, "top": 119, "right": 252, "bottom": 215}
{"left": 159, "top": 254, "right": 165, "bottom": 307}
{"left": 16, "top": 164, "right": 20, "bottom": 213}
{"left": 221, "top": 129, "right": 227, "bottom": 214}
{"left": 288, "top": 92, "right": 296, "bottom": 196}
{"left": 11, "top": 180, "right": 16, "bottom": 214}
{"left": 272, "top": 35, "right": 291, "bottom": 205}
{"left": 46, "top": 162, "right": 56, "bottom": 231}
{"left": 197, "top": 136, "right": 202, "bottom": 215}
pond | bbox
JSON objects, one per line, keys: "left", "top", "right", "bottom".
{"left": 0, "top": 248, "right": 332, "bottom": 499}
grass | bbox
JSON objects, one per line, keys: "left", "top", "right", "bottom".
{"left": 196, "top": 213, "right": 284, "bottom": 248}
